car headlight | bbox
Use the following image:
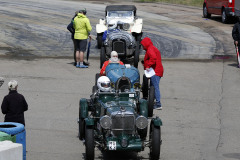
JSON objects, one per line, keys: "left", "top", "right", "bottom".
{"left": 123, "top": 23, "right": 130, "bottom": 31}
{"left": 100, "top": 115, "right": 112, "bottom": 129}
{"left": 133, "top": 82, "right": 141, "bottom": 89}
{"left": 136, "top": 116, "right": 148, "bottom": 129}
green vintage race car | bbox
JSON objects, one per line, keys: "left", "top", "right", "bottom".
{"left": 78, "top": 64, "right": 162, "bottom": 160}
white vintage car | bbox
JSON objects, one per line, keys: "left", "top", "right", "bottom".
{"left": 96, "top": 5, "right": 143, "bottom": 49}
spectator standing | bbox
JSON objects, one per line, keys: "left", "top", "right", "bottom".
{"left": 1, "top": 80, "right": 28, "bottom": 126}
{"left": 141, "top": 37, "right": 164, "bottom": 110}
{"left": 73, "top": 8, "right": 92, "bottom": 68}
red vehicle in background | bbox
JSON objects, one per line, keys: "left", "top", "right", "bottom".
{"left": 203, "top": 0, "right": 240, "bottom": 23}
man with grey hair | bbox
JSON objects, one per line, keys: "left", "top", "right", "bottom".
{"left": 1, "top": 80, "right": 28, "bottom": 126}
{"left": 100, "top": 51, "right": 124, "bottom": 76}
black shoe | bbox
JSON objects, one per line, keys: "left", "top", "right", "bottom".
{"left": 83, "top": 61, "right": 89, "bottom": 66}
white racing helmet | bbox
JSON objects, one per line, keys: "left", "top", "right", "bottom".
{"left": 8, "top": 80, "right": 18, "bottom": 90}
{"left": 97, "top": 76, "right": 111, "bottom": 92}
{"left": 108, "top": 20, "right": 117, "bottom": 30}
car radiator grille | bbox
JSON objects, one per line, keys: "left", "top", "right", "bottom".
{"left": 111, "top": 114, "right": 135, "bottom": 136}
{"left": 113, "top": 41, "right": 125, "bottom": 56}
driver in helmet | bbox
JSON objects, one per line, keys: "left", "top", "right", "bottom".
{"left": 97, "top": 76, "right": 111, "bottom": 92}
{"left": 102, "top": 20, "right": 120, "bottom": 42}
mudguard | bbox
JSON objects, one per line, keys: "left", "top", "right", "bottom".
{"left": 80, "top": 98, "right": 88, "bottom": 118}
{"left": 139, "top": 99, "right": 148, "bottom": 118}
{"left": 96, "top": 23, "right": 107, "bottom": 34}
{"left": 131, "top": 19, "right": 143, "bottom": 33}
{"left": 85, "top": 118, "right": 94, "bottom": 126}
{"left": 151, "top": 117, "right": 163, "bottom": 127}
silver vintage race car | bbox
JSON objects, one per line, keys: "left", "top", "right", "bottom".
{"left": 96, "top": 5, "right": 143, "bottom": 68}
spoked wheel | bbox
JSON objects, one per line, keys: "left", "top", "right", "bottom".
{"left": 100, "top": 47, "right": 106, "bottom": 69}
{"left": 149, "top": 123, "right": 161, "bottom": 160}
{"left": 85, "top": 125, "right": 95, "bottom": 160}
{"left": 78, "top": 104, "right": 84, "bottom": 140}
{"left": 148, "top": 86, "right": 155, "bottom": 117}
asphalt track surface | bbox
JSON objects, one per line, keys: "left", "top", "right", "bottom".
{"left": 0, "top": 0, "right": 240, "bottom": 160}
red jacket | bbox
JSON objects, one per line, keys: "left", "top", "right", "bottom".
{"left": 100, "top": 60, "right": 124, "bottom": 76}
{"left": 141, "top": 37, "right": 164, "bottom": 77}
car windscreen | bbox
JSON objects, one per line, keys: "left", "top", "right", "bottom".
{"left": 107, "top": 11, "right": 133, "bottom": 18}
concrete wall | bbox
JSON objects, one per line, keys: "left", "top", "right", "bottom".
{"left": 0, "top": 141, "right": 22, "bottom": 160}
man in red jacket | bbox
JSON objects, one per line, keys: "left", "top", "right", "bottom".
{"left": 141, "top": 37, "right": 164, "bottom": 110}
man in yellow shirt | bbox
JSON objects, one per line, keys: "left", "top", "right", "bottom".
{"left": 73, "top": 8, "right": 92, "bottom": 68}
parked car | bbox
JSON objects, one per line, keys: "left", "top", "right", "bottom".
{"left": 203, "top": 0, "right": 240, "bottom": 23}
{"left": 78, "top": 63, "right": 162, "bottom": 160}
{"left": 96, "top": 5, "right": 143, "bottom": 48}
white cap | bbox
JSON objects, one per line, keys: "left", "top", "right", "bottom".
{"left": 8, "top": 80, "right": 18, "bottom": 90}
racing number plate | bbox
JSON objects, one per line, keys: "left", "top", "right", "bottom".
{"left": 109, "top": 141, "right": 116, "bottom": 150}
{"left": 129, "top": 94, "right": 134, "bottom": 98}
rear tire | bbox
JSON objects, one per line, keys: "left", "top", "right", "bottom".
{"left": 100, "top": 47, "right": 106, "bottom": 69}
{"left": 148, "top": 86, "right": 155, "bottom": 117}
{"left": 149, "top": 124, "right": 161, "bottom": 160}
{"left": 85, "top": 126, "right": 94, "bottom": 160}
{"left": 222, "top": 8, "right": 229, "bottom": 24}
{"left": 203, "top": 4, "right": 211, "bottom": 18}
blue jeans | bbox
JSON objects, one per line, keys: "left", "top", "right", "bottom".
{"left": 150, "top": 75, "right": 161, "bottom": 104}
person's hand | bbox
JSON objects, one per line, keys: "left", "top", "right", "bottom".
{"left": 103, "top": 71, "right": 105, "bottom": 75}
{"left": 146, "top": 68, "right": 150, "bottom": 72}
{"left": 89, "top": 35, "right": 92, "bottom": 40}
{"left": 235, "top": 41, "right": 238, "bottom": 46}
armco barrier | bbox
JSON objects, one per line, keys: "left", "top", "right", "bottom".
{"left": 0, "top": 122, "right": 26, "bottom": 160}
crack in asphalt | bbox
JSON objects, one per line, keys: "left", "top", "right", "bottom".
{"left": 216, "top": 60, "right": 224, "bottom": 151}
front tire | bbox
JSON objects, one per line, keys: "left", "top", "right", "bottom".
{"left": 97, "top": 34, "right": 103, "bottom": 49}
{"left": 100, "top": 47, "right": 106, "bottom": 69}
{"left": 134, "top": 42, "right": 140, "bottom": 68}
{"left": 78, "top": 104, "right": 84, "bottom": 140}
{"left": 149, "top": 123, "right": 161, "bottom": 160}
{"left": 85, "top": 126, "right": 94, "bottom": 160}
{"left": 148, "top": 86, "right": 155, "bottom": 117}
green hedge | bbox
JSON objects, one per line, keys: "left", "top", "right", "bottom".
{"left": 136, "top": 0, "right": 203, "bottom": 7}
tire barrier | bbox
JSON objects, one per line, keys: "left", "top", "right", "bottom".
{"left": 0, "top": 122, "right": 26, "bottom": 160}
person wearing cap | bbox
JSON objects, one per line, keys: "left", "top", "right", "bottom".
{"left": 141, "top": 37, "right": 164, "bottom": 110}
{"left": 67, "top": 10, "right": 90, "bottom": 66}
{"left": 100, "top": 51, "right": 124, "bottom": 76}
{"left": 1, "top": 80, "right": 28, "bottom": 126}
{"left": 73, "top": 8, "right": 92, "bottom": 68}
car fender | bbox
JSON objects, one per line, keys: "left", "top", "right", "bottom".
{"left": 84, "top": 117, "right": 94, "bottom": 126}
{"left": 96, "top": 23, "right": 107, "bottom": 34}
{"left": 139, "top": 98, "right": 148, "bottom": 118}
{"left": 80, "top": 98, "right": 88, "bottom": 118}
{"left": 151, "top": 117, "right": 163, "bottom": 127}
{"left": 131, "top": 19, "right": 142, "bottom": 33}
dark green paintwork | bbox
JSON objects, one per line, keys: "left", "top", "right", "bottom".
{"left": 80, "top": 98, "right": 88, "bottom": 118}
